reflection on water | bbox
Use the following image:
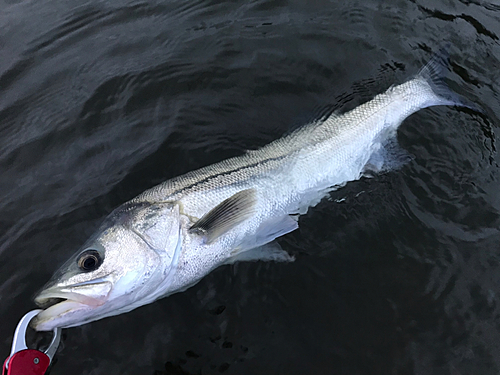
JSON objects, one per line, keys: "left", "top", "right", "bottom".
{"left": 0, "top": 0, "right": 499, "bottom": 374}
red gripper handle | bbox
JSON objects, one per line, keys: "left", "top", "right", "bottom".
{"left": 2, "top": 349, "right": 50, "bottom": 375}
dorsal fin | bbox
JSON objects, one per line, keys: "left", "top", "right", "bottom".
{"left": 189, "top": 189, "right": 257, "bottom": 243}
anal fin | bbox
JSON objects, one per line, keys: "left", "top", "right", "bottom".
{"left": 363, "top": 138, "right": 413, "bottom": 177}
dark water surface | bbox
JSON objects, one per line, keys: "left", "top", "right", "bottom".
{"left": 1, "top": 0, "right": 499, "bottom": 374}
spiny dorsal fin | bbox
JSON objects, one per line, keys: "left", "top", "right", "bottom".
{"left": 189, "top": 189, "right": 257, "bottom": 243}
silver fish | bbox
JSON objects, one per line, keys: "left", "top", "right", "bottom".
{"left": 32, "top": 54, "right": 472, "bottom": 330}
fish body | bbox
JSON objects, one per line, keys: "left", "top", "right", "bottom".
{"left": 33, "top": 54, "right": 470, "bottom": 330}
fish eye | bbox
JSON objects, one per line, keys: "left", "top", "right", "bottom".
{"left": 77, "top": 249, "right": 102, "bottom": 272}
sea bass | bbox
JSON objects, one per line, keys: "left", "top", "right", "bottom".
{"left": 32, "top": 53, "right": 472, "bottom": 330}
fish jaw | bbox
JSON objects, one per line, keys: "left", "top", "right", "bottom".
{"left": 32, "top": 301, "right": 92, "bottom": 331}
{"left": 32, "top": 281, "right": 112, "bottom": 331}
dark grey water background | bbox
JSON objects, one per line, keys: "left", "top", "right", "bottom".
{"left": 1, "top": 0, "right": 499, "bottom": 374}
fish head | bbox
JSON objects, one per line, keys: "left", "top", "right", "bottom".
{"left": 32, "top": 201, "right": 182, "bottom": 331}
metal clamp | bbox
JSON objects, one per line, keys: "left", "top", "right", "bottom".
{"left": 5, "top": 310, "right": 61, "bottom": 370}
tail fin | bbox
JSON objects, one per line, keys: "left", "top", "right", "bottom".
{"left": 416, "top": 48, "right": 482, "bottom": 112}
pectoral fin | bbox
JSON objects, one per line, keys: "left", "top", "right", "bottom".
{"left": 189, "top": 189, "right": 257, "bottom": 243}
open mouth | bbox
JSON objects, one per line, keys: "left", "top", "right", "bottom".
{"left": 31, "top": 281, "right": 113, "bottom": 331}
{"left": 34, "top": 292, "right": 103, "bottom": 309}
{"left": 35, "top": 297, "right": 67, "bottom": 310}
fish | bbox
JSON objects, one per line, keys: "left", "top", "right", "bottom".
{"left": 32, "top": 52, "right": 475, "bottom": 330}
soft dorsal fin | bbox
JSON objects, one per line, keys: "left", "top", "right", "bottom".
{"left": 189, "top": 189, "right": 257, "bottom": 243}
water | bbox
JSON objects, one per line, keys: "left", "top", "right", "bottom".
{"left": 0, "top": 0, "right": 499, "bottom": 374}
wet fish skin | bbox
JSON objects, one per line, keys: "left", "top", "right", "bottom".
{"left": 32, "top": 53, "right": 472, "bottom": 330}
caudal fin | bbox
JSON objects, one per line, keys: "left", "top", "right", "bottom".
{"left": 416, "top": 48, "right": 481, "bottom": 112}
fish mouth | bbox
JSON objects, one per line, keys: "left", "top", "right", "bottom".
{"left": 32, "top": 281, "right": 112, "bottom": 331}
